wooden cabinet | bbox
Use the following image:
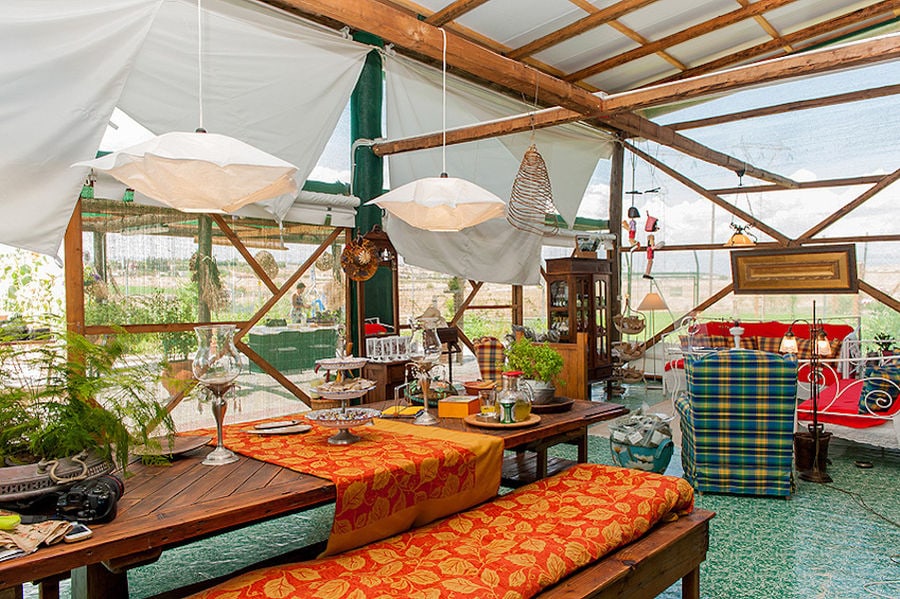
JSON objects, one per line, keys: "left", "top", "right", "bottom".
{"left": 362, "top": 359, "right": 410, "bottom": 403}
{"left": 545, "top": 258, "right": 614, "bottom": 398}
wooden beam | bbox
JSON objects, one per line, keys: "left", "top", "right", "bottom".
{"left": 796, "top": 167, "right": 900, "bottom": 243}
{"left": 449, "top": 280, "right": 484, "bottom": 326}
{"left": 275, "top": 0, "right": 607, "bottom": 115}
{"left": 625, "top": 141, "right": 791, "bottom": 244}
{"left": 859, "top": 279, "right": 900, "bottom": 314}
{"left": 372, "top": 105, "right": 583, "bottom": 157}
{"left": 655, "top": 0, "right": 900, "bottom": 85}
{"left": 601, "top": 34, "right": 900, "bottom": 115}
{"left": 507, "top": 0, "right": 660, "bottom": 60}
{"left": 235, "top": 228, "right": 342, "bottom": 338}
{"left": 211, "top": 214, "right": 279, "bottom": 295}
{"left": 425, "top": 0, "right": 490, "bottom": 26}
{"left": 709, "top": 175, "right": 884, "bottom": 195}
{"left": 234, "top": 338, "right": 311, "bottom": 405}
{"left": 565, "top": 0, "right": 801, "bottom": 82}
{"left": 669, "top": 84, "right": 900, "bottom": 131}
{"left": 615, "top": 115, "right": 798, "bottom": 189}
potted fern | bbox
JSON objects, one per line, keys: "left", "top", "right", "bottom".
{"left": 504, "top": 337, "right": 564, "bottom": 404}
{"left": 0, "top": 327, "right": 174, "bottom": 503}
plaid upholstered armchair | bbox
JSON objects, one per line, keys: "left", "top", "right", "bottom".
{"left": 674, "top": 349, "right": 798, "bottom": 497}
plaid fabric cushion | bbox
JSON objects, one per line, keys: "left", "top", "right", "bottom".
{"left": 680, "top": 349, "right": 797, "bottom": 497}
{"left": 859, "top": 362, "right": 900, "bottom": 413}
{"left": 680, "top": 334, "right": 732, "bottom": 350}
{"left": 473, "top": 336, "right": 505, "bottom": 384}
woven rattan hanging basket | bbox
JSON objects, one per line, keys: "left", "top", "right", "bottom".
{"left": 507, "top": 144, "right": 558, "bottom": 235}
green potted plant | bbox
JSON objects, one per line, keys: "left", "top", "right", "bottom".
{"left": 504, "top": 337, "right": 564, "bottom": 404}
{"left": 0, "top": 327, "right": 174, "bottom": 503}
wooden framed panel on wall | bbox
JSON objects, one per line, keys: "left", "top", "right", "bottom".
{"left": 731, "top": 244, "right": 858, "bottom": 294}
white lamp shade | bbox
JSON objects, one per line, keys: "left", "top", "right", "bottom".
{"left": 366, "top": 176, "right": 506, "bottom": 232}
{"left": 74, "top": 132, "right": 298, "bottom": 213}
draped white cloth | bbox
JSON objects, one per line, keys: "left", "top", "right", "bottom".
{"left": 383, "top": 53, "right": 613, "bottom": 285}
{"left": 0, "top": 0, "right": 370, "bottom": 257}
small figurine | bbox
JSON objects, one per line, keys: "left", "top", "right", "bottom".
{"left": 622, "top": 218, "right": 639, "bottom": 248}
{"left": 643, "top": 234, "right": 664, "bottom": 279}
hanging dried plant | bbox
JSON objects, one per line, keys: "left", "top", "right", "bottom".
{"left": 507, "top": 144, "right": 559, "bottom": 235}
{"left": 315, "top": 251, "right": 334, "bottom": 271}
{"left": 190, "top": 252, "right": 228, "bottom": 313}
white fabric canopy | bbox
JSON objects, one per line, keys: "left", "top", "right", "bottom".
{"left": 383, "top": 53, "right": 613, "bottom": 285}
{"left": 0, "top": 0, "right": 163, "bottom": 257}
{"left": 0, "top": 0, "right": 371, "bottom": 257}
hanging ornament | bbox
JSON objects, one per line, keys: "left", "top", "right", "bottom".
{"left": 340, "top": 236, "right": 378, "bottom": 281}
{"left": 254, "top": 250, "right": 279, "bottom": 279}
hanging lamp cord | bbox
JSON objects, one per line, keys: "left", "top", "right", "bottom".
{"left": 440, "top": 27, "right": 447, "bottom": 176}
{"left": 197, "top": 0, "right": 205, "bottom": 131}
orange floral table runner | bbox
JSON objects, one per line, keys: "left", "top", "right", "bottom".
{"left": 189, "top": 463, "right": 695, "bottom": 599}
{"left": 193, "top": 417, "right": 503, "bottom": 556}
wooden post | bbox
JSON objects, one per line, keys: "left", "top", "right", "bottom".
{"left": 64, "top": 199, "right": 85, "bottom": 336}
{"left": 608, "top": 139, "right": 624, "bottom": 347}
{"left": 197, "top": 214, "right": 212, "bottom": 323}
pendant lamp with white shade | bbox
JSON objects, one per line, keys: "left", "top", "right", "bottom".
{"left": 74, "top": 0, "right": 298, "bottom": 214}
{"left": 366, "top": 29, "right": 505, "bottom": 232}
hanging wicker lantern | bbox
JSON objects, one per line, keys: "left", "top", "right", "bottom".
{"left": 507, "top": 144, "right": 558, "bottom": 235}
{"left": 254, "top": 250, "right": 279, "bottom": 279}
{"left": 340, "top": 237, "right": 378, "bottom": 281}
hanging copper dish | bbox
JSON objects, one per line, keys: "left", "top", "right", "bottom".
{"left": 340, "top": 236, "right": 378, "bottom": 281}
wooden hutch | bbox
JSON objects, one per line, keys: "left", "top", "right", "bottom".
{"left": 545, "top": 257, "right": 614, "bottom": 400}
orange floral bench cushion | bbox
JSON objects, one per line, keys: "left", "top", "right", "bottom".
{"left": 189, "top": 463, "right": 694, "bottom": 599}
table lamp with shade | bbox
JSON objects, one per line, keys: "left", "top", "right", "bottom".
{"left": 779, "top": 301, "right": 832, "bottom": 483}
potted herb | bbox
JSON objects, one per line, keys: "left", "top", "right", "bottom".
{"left": 504, "top": 337, "right": 564, "bottom": 404}
{"left": 0, "top": 327, "right": 174, "bottom": 503}
{"left": 874, "top": 332, "right": 897, "bottom": 357}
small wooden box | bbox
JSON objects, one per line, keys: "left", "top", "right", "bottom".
{"left": 438, "top": 395, "right": 480, "bottom": 418}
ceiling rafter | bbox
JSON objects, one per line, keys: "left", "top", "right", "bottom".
{"left": 735, "top": 0, "right": 793, "bottom": 53}
{"left": 424, "top": 0, "right": 490, "bottom": 26}
{"left": 564, "top": 0, "right": 801, "bottom": 82}
{"left": 667, "top": 83, "right": 900, "bottom": 131}
{"left": 652, "top": 0, "right": 898, "bottom": 85}
{"left": 507, "top": 0, "right": 659, "bottom": 60}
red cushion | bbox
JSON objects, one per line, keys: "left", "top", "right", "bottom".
{"left": 364, "top": 323, "right": 388, "bottom": 335}
{"left": 797, "top": 379, "right": 900, "bottom": 428}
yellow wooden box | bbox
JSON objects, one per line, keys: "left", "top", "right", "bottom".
{"left": 437, "top": 395, "right": 480, "bottom": 418}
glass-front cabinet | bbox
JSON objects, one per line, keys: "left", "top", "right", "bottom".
{"left": 545, "top": 257, "right": 613, "bottom": 386}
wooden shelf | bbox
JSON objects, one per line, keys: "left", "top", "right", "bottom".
{"left": 501, "top": 453, "right": 577, "bottom": 487}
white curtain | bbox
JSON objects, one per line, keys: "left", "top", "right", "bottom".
{"left": 0, "top": 0, "right": 163, "bottom": 257}
{"left": 383, "top": 52, "right": 613, "bottom": 285}
{"left": 0, "top": 0, "right": 371, "bottom": 257}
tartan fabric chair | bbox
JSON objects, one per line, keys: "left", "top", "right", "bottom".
{"left": 473, "top": 336, "right": 505, "bottom": 385}
{"left": 674, "top": 349, "right": 798, "bottom": 497}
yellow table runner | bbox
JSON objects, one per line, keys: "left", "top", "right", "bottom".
{"left": 201, "top": 416, "right": 503, "bottom": 556}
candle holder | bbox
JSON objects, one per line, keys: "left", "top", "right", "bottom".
{"left": 193, "top": 325, "right": 242, "bottom": 466}
{"left": 409, "top": 318, "right": 442, "bottom": 426}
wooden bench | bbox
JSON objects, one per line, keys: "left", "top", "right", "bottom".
{"left": 185, "top": 464, "right": 713, "bottom": 599}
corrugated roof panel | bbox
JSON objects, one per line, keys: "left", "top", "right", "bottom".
{"left": 617, "top": 0, "right": 736, "bottom": 41}
{"left": 667, "top": 19, "right": 772, "bottom": 67}
{"left": 452, "top": 0, "right": 583, "bottom": 47}
{"left": 533, "top": 26, "right": 639, "bottom": 76}
{"left": 583, "top": 53, "right": 679, "bottom": 92}
{"left": 764, "top": 0, "right": 877, "bottom": 33}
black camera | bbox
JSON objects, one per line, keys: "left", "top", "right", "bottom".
{"left": 56, "top": 474, "right": 124, "bottom": 524}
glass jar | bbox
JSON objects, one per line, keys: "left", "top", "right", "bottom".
{"left": 497, "top": 371, "right": 532, "bottom": 423}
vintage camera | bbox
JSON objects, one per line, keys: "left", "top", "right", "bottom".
{"left": 56, "top": 474, "right": 124, "bottom": 524}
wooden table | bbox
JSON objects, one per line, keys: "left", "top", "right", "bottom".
{"left": 0, "top": 399, "right": 625, "bottom": 599}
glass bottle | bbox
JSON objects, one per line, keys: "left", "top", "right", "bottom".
{"left": 498, "top": 371, "right": 532, "bottom": 423}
